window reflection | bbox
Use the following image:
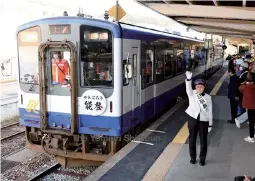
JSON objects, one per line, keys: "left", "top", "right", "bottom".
{"left": 177, "top": 50, "right": 185, "bottom": 73}
{"left": 146, "top": 50, "right": 153, "bottom": 84}
{"left": 18, "top": 27, "right": 40, "bottom": 85}
{"left": 80, "top": 25, "right": 113, "bottom": 87}
{"left": 51, "top": 51, "right": 70, "bottom": 87}
{"left": 164, "top": 50, "right": 174, "bottom": 78}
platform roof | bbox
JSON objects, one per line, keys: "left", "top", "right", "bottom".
{"left": 136, "top": 0, "right": 255, "bottom": 41}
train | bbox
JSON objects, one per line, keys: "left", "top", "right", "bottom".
{"left": 17, "top": 14, "right": 223, "bottom": 167}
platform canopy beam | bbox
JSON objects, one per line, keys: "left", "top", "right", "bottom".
{"left": 136, "top": 1, "right": 255, "bottom": 40}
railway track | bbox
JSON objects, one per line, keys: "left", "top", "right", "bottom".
{"left": 1, "top": 122, "right": 19, "bottom": 129}
{"left": 1, "top": 121, "right": 26, "bottom": 157}
{"left": 1, "top": 130, "right": 25, "bottom": 141}
{"left": 1, "top": 122, "right": 25, "bottom": 141}
{"left": 28, "top": 163, "right": 61, "bottom": 181}
{"left": 28, "top": 163, "right": 93, "bottom": 181}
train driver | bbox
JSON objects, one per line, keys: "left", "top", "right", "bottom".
{"left": 185, "top": 71, "right": 213, "bottom": 166}
{"left": 51, "top": 52, "right": 70, "bottom": 85}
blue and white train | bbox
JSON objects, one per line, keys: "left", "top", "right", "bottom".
{"left": 17, "top": 15, "right": 222, "bottom": 166}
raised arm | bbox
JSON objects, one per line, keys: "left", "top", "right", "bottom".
{"left": 185, "top": 71, "right": 193, "bottom": 97}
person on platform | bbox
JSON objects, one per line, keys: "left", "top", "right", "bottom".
{"left": 239, "top": 72, "right": 255, "bottom": 143}
{"left": 185, "top": 71, "right": 213, "bottom": 166}
{"left": 228, "top": 57, "right": 235, "bottom": 73}
{"left": 227, "top": 67, "right": 241, "bottom": 124}
{"left": 235, "top": 62, "right": 250, "bottom": 126}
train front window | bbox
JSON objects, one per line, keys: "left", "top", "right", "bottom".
{"left": 18, "top": 27, "right": 40, "bottom": 84}
{"left": 80, "top": 25, "right": 113, "bottom": 87}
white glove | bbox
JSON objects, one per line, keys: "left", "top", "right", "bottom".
{"left": 208, "top": 127, "right": 212, "bottom": 133}
{"left": 185, "top": 71, "right": 192, "bottom": 79}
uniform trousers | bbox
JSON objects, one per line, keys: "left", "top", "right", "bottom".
{"left": 188, "top": 114, "right": 209, "bottom": 161}
{"left": 230, "top": 99, "right": 239, "bottom": 122}
{"left": 247, "top": 109, "right": 255, "bottom": 138}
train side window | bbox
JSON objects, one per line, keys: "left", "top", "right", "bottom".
{"left": 184, "top": 49, "right": 190, "bottom": 69}
{"left": 133, "top": 54, "right": 137, "bottom": 77}
{"left": 155, "top": 46, "right": 164, "bottom": 83}
{"left": 50, "top": 51, "right": 71, "bottom": 87}
{"left": 176, "top": 49, "right": 185, "bottom": 74}
{"left": 132, "top": 54, "right": 138, "bottom": 85}
{"left": 80, "top": 25, "right": 113, "bottom": 87}
{"left": 145, "top": 50, "right": 153, "bottom": 84}
{"left": 141, "top": 42, "right": 154, "bottom": 89}
{"left": 164, "top": 50, "right": 174, "bottom": 78}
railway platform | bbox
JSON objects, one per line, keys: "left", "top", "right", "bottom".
{"left": 85, "top": 68, "right": 255, "bottom": 181}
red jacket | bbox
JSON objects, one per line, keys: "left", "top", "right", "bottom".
{"left": 239, "top": 82, "right": 255, "bottom": 109}
{"left": 52, "top": 59, "right": 69, "bottom": 84}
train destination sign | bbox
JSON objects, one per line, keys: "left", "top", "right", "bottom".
{"left": 81, "top": 90, "right": 107, "bottom": 116}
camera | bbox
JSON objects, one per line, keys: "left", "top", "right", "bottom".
{"left": 234, "top": 176, "right": 245, "bottom": 181}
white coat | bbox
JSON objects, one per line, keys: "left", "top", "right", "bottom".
{"left": 185, "top": 79, "right": 213, "bottom": 126}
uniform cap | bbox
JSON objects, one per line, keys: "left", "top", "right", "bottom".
{"left": 194, "top": 78, "right": 206, "bottom": 86}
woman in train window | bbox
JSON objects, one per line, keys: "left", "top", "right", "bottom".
{"left": 185, "top": 71, "right": 213, "bottom": 166}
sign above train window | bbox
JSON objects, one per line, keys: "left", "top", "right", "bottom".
{"left": 204, "top": 39, "right": 213, "bottom": 49}
{"left": 49, "top": 25, "right": 71, "bottom": 35}
{"left": 81, "top": 90, "right": 107, "bottom": 116}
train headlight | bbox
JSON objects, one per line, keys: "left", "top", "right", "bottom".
{"left": 99, "top": 32, "right": 108, "bottom": 40}
{"left": 90, "top": 33, "right": 99, "bottom": 40}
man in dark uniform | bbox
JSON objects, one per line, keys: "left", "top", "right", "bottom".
{"left": 227, "top": 68, "right": 241, "bottom": 124}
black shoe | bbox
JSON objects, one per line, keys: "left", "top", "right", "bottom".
{"left": 227, "top": 120, "right": 235, "bottom": 124}
{"left": 190, "top": 159, "right": 196, "bottom": 164}
{"left": 199, "top": 160, "right": 205, "bottom": 166}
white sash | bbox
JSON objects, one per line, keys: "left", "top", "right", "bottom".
{"left": 195, "top": 92, "right": 208, "bottom": 113}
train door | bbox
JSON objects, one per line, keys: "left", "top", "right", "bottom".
{"left": 38, "top": 42, "right": 77, "bottom": 134}
{"left": 131, "top": 48, "right": 140, "bottom": 120}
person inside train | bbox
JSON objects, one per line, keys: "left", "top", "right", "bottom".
{"left": 239, "top": 71, "right": 255, "bottom": 143}
{"left": 227, "top": 67, "right": 241, "bottom": 124}
{"left": 185, "top": 71, "right": 213, "bottom": 166}
{"left": 146, "top": 60, "right": 152, "bottom": 83}
{"left": 51, "top": 51, "right": 70, "bottom": 85}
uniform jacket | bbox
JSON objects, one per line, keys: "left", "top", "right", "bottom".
{"left": 52, "top": 59, "right": 70, "bottom": 84}
{"left": 239, "top": 82, "right": 255, "bottom": 109}
{"left": 228, "top": 74, "right": 241, "bottom": 100}
{"left": 228, "top": 60, "right": 235, "bottom": 72}
{"left": 185, "top": 79, "right": 213, "bottom": 126}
